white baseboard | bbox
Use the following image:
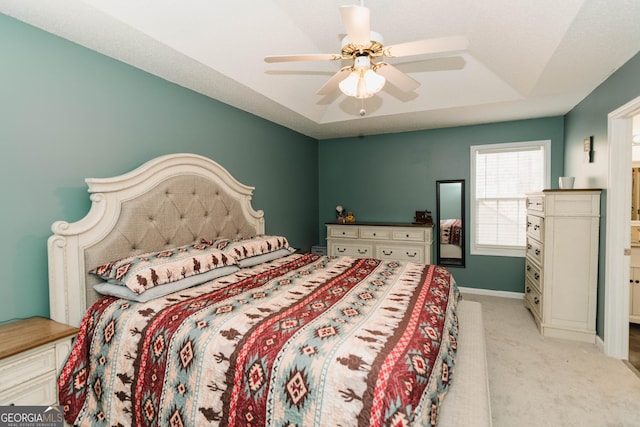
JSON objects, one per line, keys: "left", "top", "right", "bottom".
{"left": 459, "top": 286, "right": 524, "bottom": 300}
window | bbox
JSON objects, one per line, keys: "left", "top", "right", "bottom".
{"left": 470, "top": 140, "right": 550, "bottom": 257}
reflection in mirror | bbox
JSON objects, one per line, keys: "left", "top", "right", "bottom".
{"left": 436, "top": 180, "right": 465, "bottom": 267}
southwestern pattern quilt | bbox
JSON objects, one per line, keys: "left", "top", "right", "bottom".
{"left": 58, "top": 254, "right": 459, "bottom": 427}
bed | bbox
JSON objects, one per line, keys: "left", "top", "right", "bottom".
{"left": 48, "top": 153, "right": 491, "bottom": 426}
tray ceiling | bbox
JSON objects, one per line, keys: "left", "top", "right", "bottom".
{"left": 2, "top": 0, "right": 640, "bottom": 139}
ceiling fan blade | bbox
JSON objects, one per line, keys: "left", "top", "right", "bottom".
{"left": 264, "top": 53, "right": 342, "bottom": 63}
{"left": 383, "top": 36, "right": 468, "bottom": 58}
{"left": 375, "top": 63, "right": 420, "bottom": 92}
{"left": 316, "top": 67, "right": 352, "bottom": 95}
{"left": 340, "top": 5, "right": 370, "bottom": 46}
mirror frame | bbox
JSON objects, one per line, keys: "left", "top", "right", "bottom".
{"left": 436, "top": 179, "right": 466, "bottom": 267}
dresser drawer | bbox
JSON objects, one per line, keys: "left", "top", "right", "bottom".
{"left": 526, "top": 195, "right": 545, "bottom": 212}
{"left": 331, "top": 242, "right": 372, "bottom": 257}
{"left": 524, "top": 278, "right": 542, "bottom": 319}
{"left": 0, "top": 372, "right": 57, "bottom": 406}
{"left": 360, "top": 227, "right": 390, "bottom": 240}
{"left": 376, "top": 245, "right": 424, "bottom": 263}
{"left": 328, "top": 226, "right": 358, "bottom": 239}
{"left": 525, "top": 257, "right": 542, "bottom": 291}
{"left": 526, "top": 215, "right": 544, "bottom": 242}
{"left": 392, "top": 229, "right": 426, "bottom": 242}
{"left": 0, "top": 346, "right": 56, "bottom": 391}
{"left": 526, "top": 237, "right": 543, "bottom": 265}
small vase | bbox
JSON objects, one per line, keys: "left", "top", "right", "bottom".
{"left": 559, "top": 176, "right": 575, "bottom": 189}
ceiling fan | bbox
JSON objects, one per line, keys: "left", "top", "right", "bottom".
{"left": 264, "top": 1, "right": 468, "bottom": 101}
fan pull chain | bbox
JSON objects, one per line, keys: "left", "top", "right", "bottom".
{"left": 359, "top": 99, "right": 366, "bottom": 117}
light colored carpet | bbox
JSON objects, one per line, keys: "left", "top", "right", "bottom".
{"left": 461, "top": 293, "right": 640, "bottom": 427}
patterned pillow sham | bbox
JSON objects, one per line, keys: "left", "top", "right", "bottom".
{"left": 202, "top": 235, "right": 294, "bottom": 264}
{"left": 94, "top": 265, "right": 239, "bottom": 302}
{"left": 89, "top": 241, "right": 237, "bottom": 295}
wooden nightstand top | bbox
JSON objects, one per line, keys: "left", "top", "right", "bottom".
{"left": 0, "top": 317, "right": 79, "bottom": 360}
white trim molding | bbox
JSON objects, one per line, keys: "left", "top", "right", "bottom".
{"left": 605, "top": 96, "right": 640, "bottom": 359}
{"left": 459, "top": 286, "right": 524, "bottom": 300}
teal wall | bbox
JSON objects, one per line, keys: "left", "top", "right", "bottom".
{"left": 4, "top": 9, "right": 640, "bottom": 341}
{"left": 0, "top": 14, "right": 318, "bottom": 323}
{"left": 318, "top": 117, "right": 565, "bottom": 290}
{"left": 564, "top": 51, "right": 640, "bottom": 336}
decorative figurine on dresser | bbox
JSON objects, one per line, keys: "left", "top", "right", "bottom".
{"left": 336, "top": 205, "right": 346, "bottom": 224}
{"left": 524, "top": 189, "right": 601, "bottom": 342}
{"left": 413, "top": 210, "right": 433, "bottom": 226}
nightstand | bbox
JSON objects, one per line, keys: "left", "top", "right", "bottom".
{"left": 0, "top": 317, "right": 78, "bottom": 406}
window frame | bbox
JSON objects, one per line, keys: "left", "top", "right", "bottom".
{"left": 470, "top": 140, "right": 551, "bottom": 257}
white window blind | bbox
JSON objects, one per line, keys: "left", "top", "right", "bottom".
{"left": 470, "top": 140, "right": 550, "bottom": 257}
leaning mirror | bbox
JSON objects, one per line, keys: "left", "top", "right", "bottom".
{"left": 436, "top": 180, "right": 465, "bottom": 267}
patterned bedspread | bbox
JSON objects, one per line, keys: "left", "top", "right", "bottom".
{"left": 58, "top": 254, "right": 459, "bottom": 426}
{"left": 440, "top": 219, "right": 463, "bottom": 246}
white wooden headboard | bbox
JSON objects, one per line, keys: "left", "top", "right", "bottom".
{"left": 48, "top": 153, "right": 265, "bottom": 327}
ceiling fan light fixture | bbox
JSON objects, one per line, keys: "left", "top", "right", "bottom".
{"left": 339, "top": 68, "right": 385, "bottom": 99}
{"left": 339, "top": 55, "right": 386, "bottom": 99}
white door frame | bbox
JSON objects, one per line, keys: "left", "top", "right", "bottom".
{"left": 605, "top": 96, "right": 640, "bottom": 358}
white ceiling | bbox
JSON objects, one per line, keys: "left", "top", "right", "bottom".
{"left": 2, "top": 0, "right": 640, "bottom": 139}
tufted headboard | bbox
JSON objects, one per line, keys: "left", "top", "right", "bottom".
{"left": 48, "top": 153, "right": 264, "bottom": 327}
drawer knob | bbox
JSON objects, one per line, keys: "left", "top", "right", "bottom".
{"left": 373, "top": 233, "right": 376, "bottom": 236}
{"left": 534, "top": 297, "right": 540, "bottom": 305}
{"left": 526, "top": 265, "right": 531, "bottom": 271}
{"left": 358, "top": 249, "right": 368, "bottom": 254}
{"left": 526, "top": 286, "right": 531, "bottom": 293}
{"left": 406, "top": 234, "right": 410, "bottom": 238}
{"left": 535, "top": 249, "right": 540, "bottom": 256}
{"left": 527, "top": 244, "right": 532, "bottom": 250}
{"left": 383, "top": 250, "right": 393, "bottom": 256}
{"left": 534, "top": 273, "right": 540, "bottom": 280}
{"left": 337, "top": 248, "right": 346, "bottom": 253}
{"left": 406, "top": 252, "right": 417, "bottom": 258}
{"left": 534, "top": 225, "right": 539, "bottom": 230}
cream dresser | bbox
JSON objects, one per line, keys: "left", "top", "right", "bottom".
{"left": 524, "top": 189, "right": 601, "bottom": 342}
{"left": 326, "top": 222, "right": 433, "bottom": 264}
{"left": 0, "top": 317, "right": 78, "bottom": 406}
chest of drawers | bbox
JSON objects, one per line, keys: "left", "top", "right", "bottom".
{"left": 0, "top": 317, "right": 78, "bottom": 406}
{"left": 524, "top": 190, "right": 601, "bottom": 342}
{"left": 326, "top": 222, "right": 433, "bottom": 264}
